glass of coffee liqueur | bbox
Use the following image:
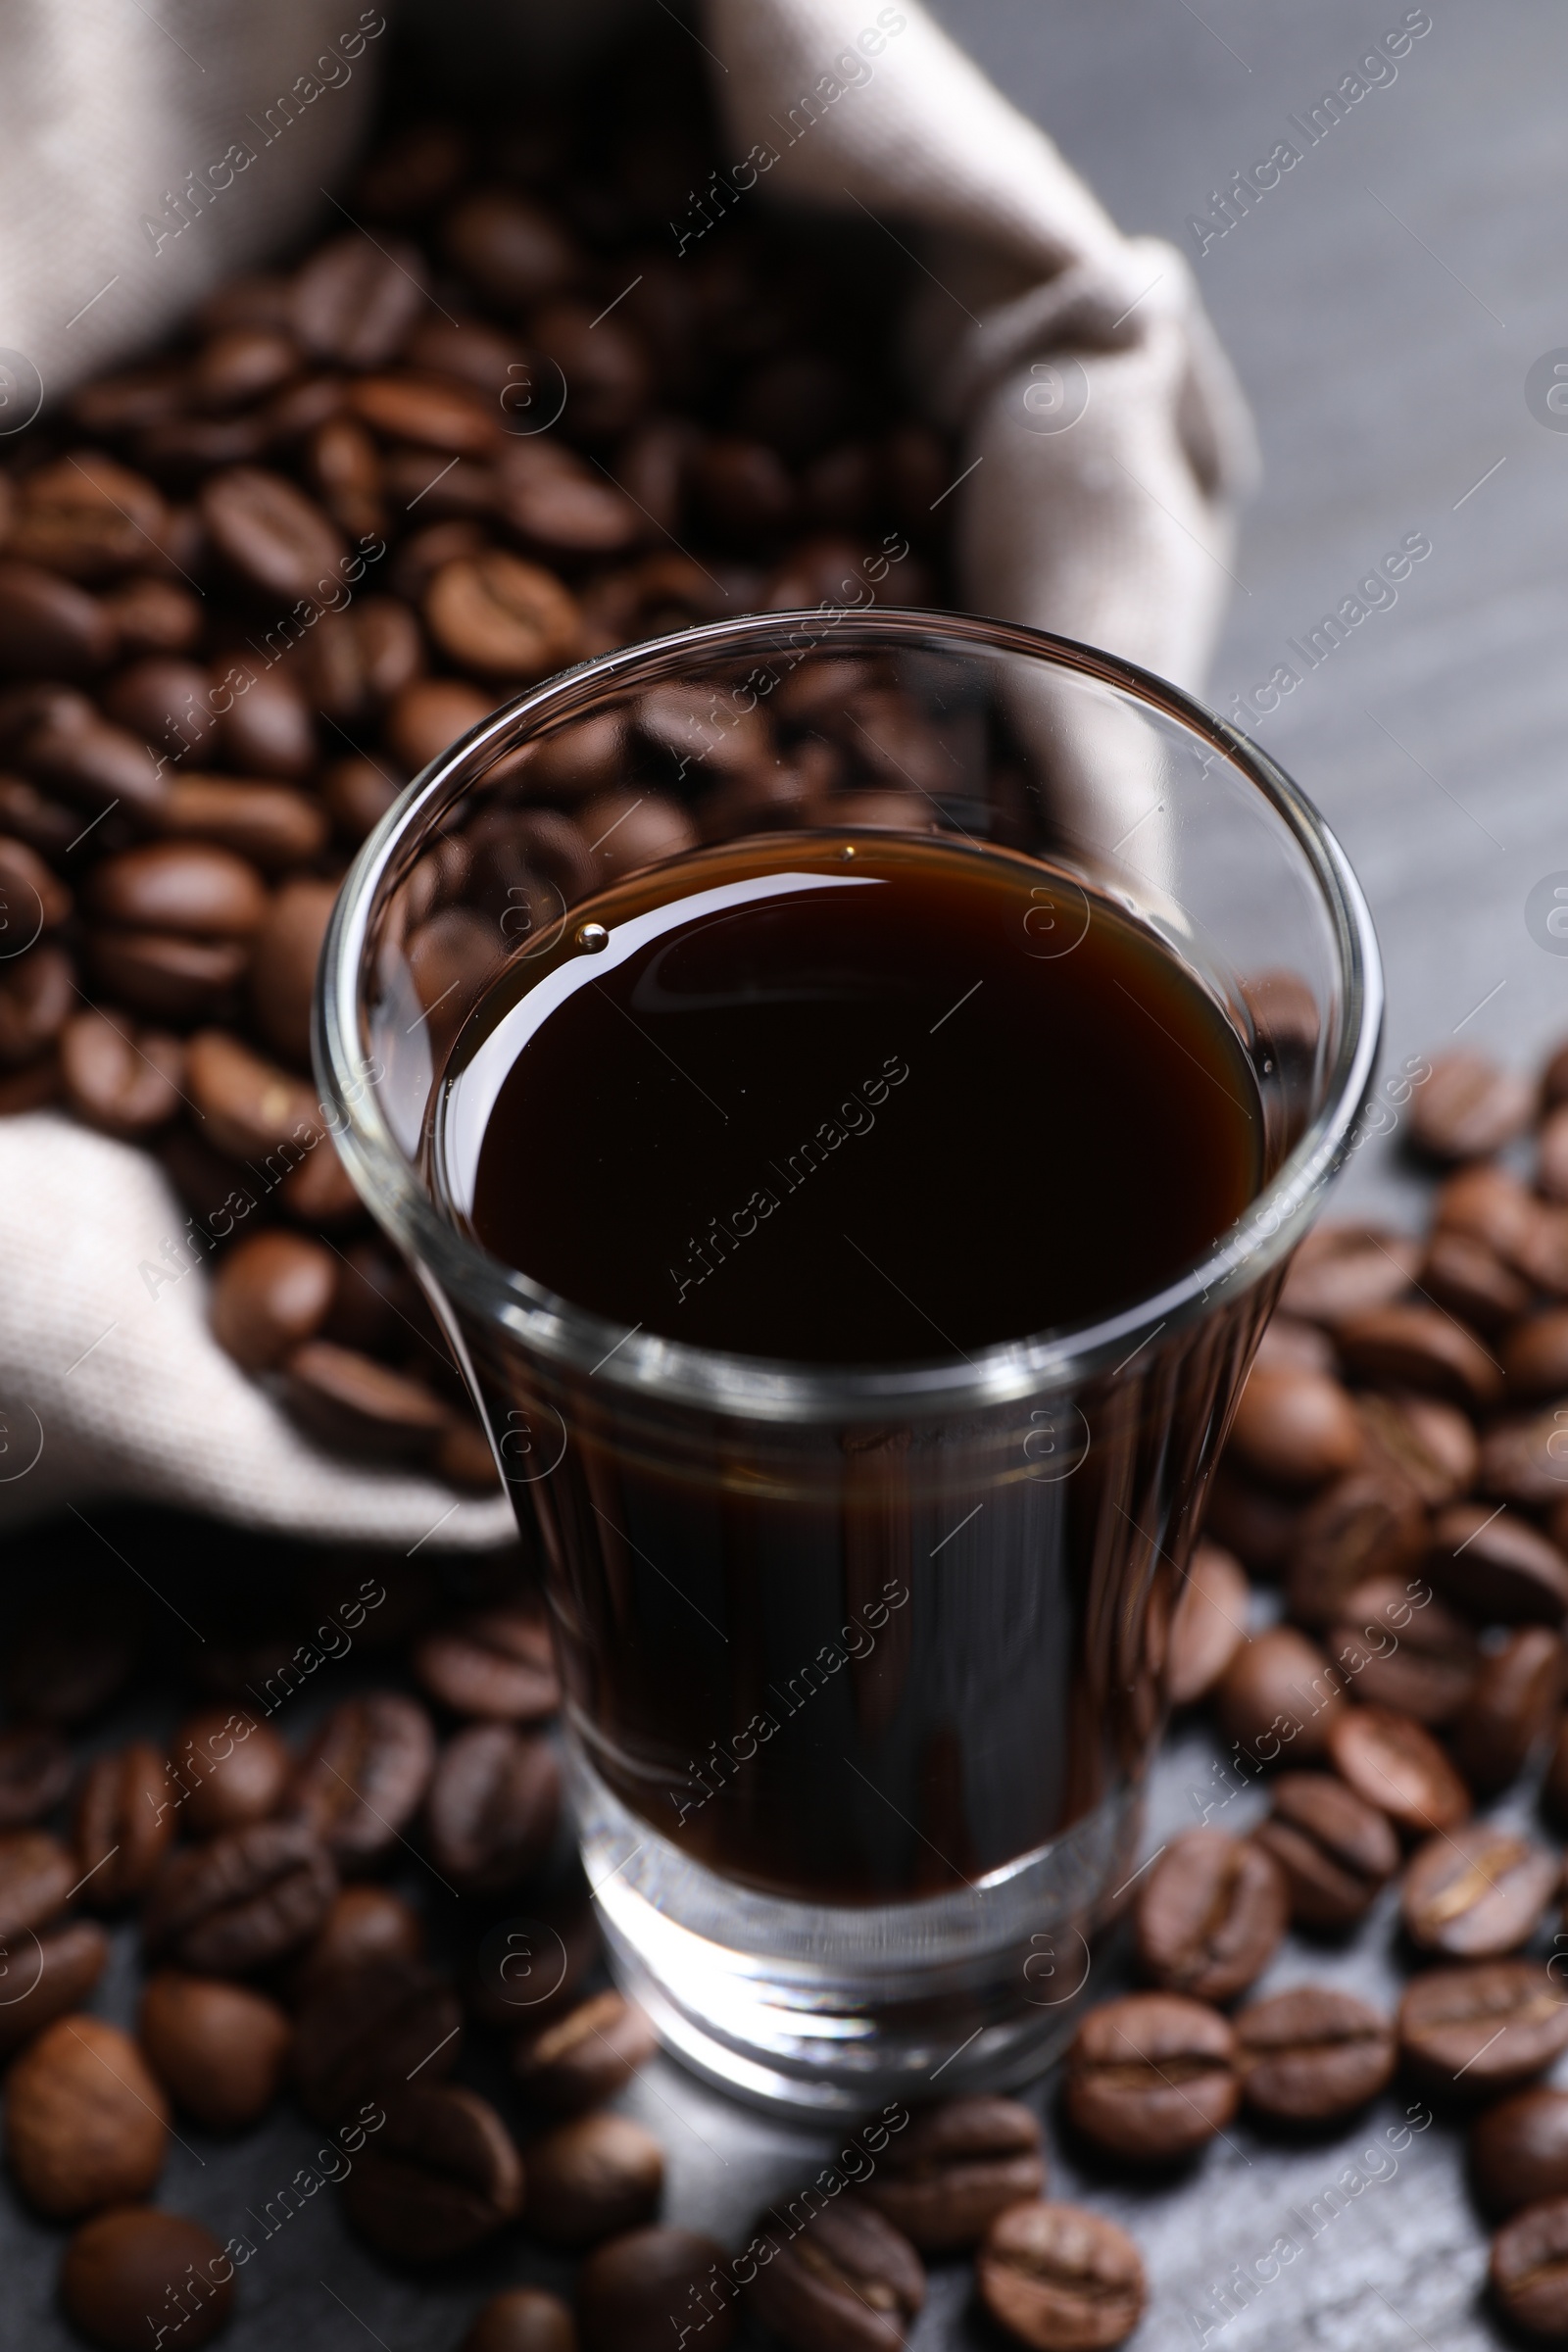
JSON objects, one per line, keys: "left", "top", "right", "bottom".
{"left": 318, "top": 611, "right": 1381, "bottom": 2115}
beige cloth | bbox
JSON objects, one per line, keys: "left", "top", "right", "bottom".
{"left": 0, "top": 0, "right": 1255, "bottom": 1540}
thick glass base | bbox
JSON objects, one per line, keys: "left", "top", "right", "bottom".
{"left": 570, "top": 1744, "right": 1142, "bottom": 2118}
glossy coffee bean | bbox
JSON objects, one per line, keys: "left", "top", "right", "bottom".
{"left": 1253, "top": 1771, "right": 1401, "bottom": 1929}
{"left": 1402, "top": 1822, "right": 1557, "bottom": 1957}
{"left": 186, "top": 1027, "right": 320, "bottom": 1160}
{"left": 171, "top": 1706, "right": 292, "bottom": 1836}
{"left": 386, "top": 675, "right": 495, "bottom": 771}
{"left": 1337, "top": 1302, "right": 1503, "bottom": 1411}
{"left": 281, "top": 1339, "right": 451, "bottom": 1462}
{"left": 8, "top": 452, "right": 167, "bottom": 579}
{"left": 526, "top": 2110, "right": 664, "bottom": 2246}
{"left": 1277, "top": 1223, "right": 1420, "bottom": 1325}
{"left": 425, "top": 1723, "right": 560, "bottom": 1893}
{"left": 247, "top": 874, "right": 337, "bottom": 1068}
{"left": 0, "top": 942, "right": 73, "bottom": 1065}
{"left": 1491, "top": 2195, "right": 1568, "bottom": 2337}
{"left": 291, "top": 1883, "right": 425, "bottom": 2000}
{"left": 1327, "top": 1576, "right": 1478, "bottom": 1725}
{"left": 213, "top": 662, "right": 316, "bottom": 778}
{"left": 443, "top": 191, "right": 577, "bottom": 305}
{"left": 60, "top": 1008, "right": 183, "bottom": 1138}
{"left": 1427, "top": 1503, "right": 1568, "bottom": 1623}
{"left": 412, "top": 1605, "right": 561, "bottom": 1720}
{"left": 0, "top": 558, "right": 115, "bottom": 675}
{"left": 88, "top": 929, "right": 249, "bottom": 1020}
{"left": 292, "top": 231, "right": 427, "bottom": 366}
{"left": 1407, "top": 1050, "right": 1534, "bottom": 1160}
{"left": 292, "top": 1955, "right": 461, "bottom": 2125}
{"left": 1227, "top": 1361, "right": 1362, "bottom": 1489}
{"left": 289, "top": 1691, "right": 436, "bottom": 1864}
{"left": 424, "top": 551, "right": 580, "bottom": 679}
{"left": 743, "top": 2199, "right": 922, "bottom": 2352}
{"left": 1213, "top": 1626, "right": 1343, "bottom": 1762}
{"left": 1235, "top": 1984, "right": 1395, "bottom": 2125}
{"left": 0, "top": 1723, "right": 72, "bottom": 1826}
{"left": 1481, "top": 1405, "right": 1568, "bottom": 1511}
{"left": 86, "top": 840, "right": 268, "bottom": 938}
{"left": 0, "top": 1920, "right": 110, "bottom": 2058}
{"left": 0, "top": 832, "right": 70, "bottom": 932}
{"left": 977, "top": 2199, "right": 1146, "bottom": 2352}
{"left": 1504, "top": 1308, "right": 1568, "bottom": 1400}
{"left": 858, "top": 2095, "right": 1045, "bottom": 2252}
{"left": 1452, "top": 1628, "right": 1563, "bottom": 1792}
{"left": 139, "top": 1970, "right": 291, "bottom": 2130}
{"left": 200, "top": 463, "right": 347, "bottom": 602}
{"left": 211, "top": 1228, "right": 337, "bottom": 1371}
{"left": 5, "top": 2014, "right": 169, "bottom": 2216}
{"left": 1204, "top": 1464, "right": 1306, "bottom": 1576}
{"left": 1284, "top": 1464, "right": 1428, "bottom": 1627}
{"left": 1419, "top": 1224, "right": 1535, "bottom": 1334}
{"left": 63, "top": 2209, "right": 233, "bottom": 2352}
{"left": 342, "top": 2081, "right": 523, "bottom": 2260}
{"left": 0, "top": 1829, "right": 77, "bottom": 1938}
{"left": 581, "top": 2228, "right": 739, "bottom": 2352}
{"left": 160, "top": 774, "right": 326, "bottom": 870}
{"left": 1355, "top": 1389, "right": 1479, "bottom": 1505}
{"left": 1325, "top": 1704, "right": 1470, "bottom": 1836}
{"left": 1063, "top": 1992, "right": 1239, "bottom": 2162}
{"left": 74, "top": 1740, "right": 175, "bottom": 1906}
{"left": 1167, "top": 1541, "right": 1249, "bottom": 1706}
{"left": 1135, "top": 1829, "right": 1287, "bottom": 2002}
{"left": 1472, "top": 2088, "right": 1568, "bottom": 2219}
{"left": 143, "top": 1817, "right": 336, "bottom": 1973}
{"left": 1398, "top": 1961, "right": 1568, "bottom": 2096}
{"left": 462, "top": 2288, "right": 577, "bottom": 2352}
{"left": 513, "top": 1989, "right": 658, "bottom": 2113}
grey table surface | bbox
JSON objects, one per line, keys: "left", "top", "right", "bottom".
{"left": 8, "top": 4, "right": 1568, "bottom": 2348}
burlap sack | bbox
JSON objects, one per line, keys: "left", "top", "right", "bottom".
{"left": 0, "top": 0, "right": 1256, "bottom": 1541}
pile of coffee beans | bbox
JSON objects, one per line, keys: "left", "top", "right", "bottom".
{"left": 0, "top": 26, "right": 956, "bottom": 1489}
{"left": 1043, "top": 1033, "right": 1568, "bottom": 2339}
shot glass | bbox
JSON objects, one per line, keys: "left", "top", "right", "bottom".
{"left": 317, "top": 611, "right": 1381, "bottom": 2115}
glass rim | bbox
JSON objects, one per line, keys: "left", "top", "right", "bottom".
{"left": 316, "top": 608, "right": 1384, "bottom": 1422}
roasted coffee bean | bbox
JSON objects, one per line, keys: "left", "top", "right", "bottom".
{"left": 247, "top": 874, "right": 337, "bottom": 1068}
{"left": 292, "top": 1955, "right": 461, "bottom": 2125}
{"left": 1235, "top": 1984, "right": 1396, "bottom": 2126}
{"left": 343, "top": 2081, "right": 523, "bottom": 2260}
{"left": 214, "top": 662, "right": 316, "bottom": 777}
{"left": 0, "top": 941, "right": 73, "bottom": 1064}
{"left": 1541, "top": 1105, "right": 1568, "bottom": 1203}
{"left": 1452, "top": 1627, "right": 1563, "bottom": 1792}
{"left": 63, "top": 2209, "right": 233, "bottom": 2352}
{"left": 200, "top": 464, "right": 347, "bottom": 602}
{"left": 192, "top": 324, "right": 299, "bottom": 411}
{"left": 1427, "top": 1502, "right": 1568, "bottom": 1623}
{"left": 1399, "top": 1961, "right": 1568, "bottom": 2095}
{"left": 160, "top": 774, "right": 327, "bottom": 869}
{"left": 1505, "top": 1308, "right": 1568, "bottom": 1400}
{"left": 74, "top": 1741, "right": 174, "bottom": 1906}
{"left": 186, "top": 1027, "right": 320, "bottom": 1159}
{"left": 1278, "top": 1223, "right": 1420, "bottom": 1325}
{"left": 387, "top": 674, "right": 495, "bottom": 771}
{"left": 0, "top": 1724, "right": 72, "bottom": 1826}
{"left": 281, "top": 1339, "right": 452, "bottom": 1459}
{"left": 19, "top": 699, "right": 167, "bottom": 821}
{"left": 350, "top": 369, "right": 500, "bottom": 455}
{"left": 1213, "top": 1626, "right": 1344, "bottom": 1762}
{"left": 1436, "top": 1159, "right": 1547, "bottom": 1265}
{"left": 976, "top": 2199, "right": 1146, "bottom": 2352}
{"left": 742, "top": 2199, "right": 922, "bottom": 2352}
{"left": 412, "top": 1604, "right": 561, "bottom": 1721}
{"left": 0, "top": 558, "right": 115, "bottom": 674}
{"left": 1327, "top": 1576, "right": 1477, "bottom": 1724}
{"left": 1135, "top": 1829, "right": 1287, "bottom": 2002}
{"left": 425, "top": 1722, "right": 560, "bottom": 1893}
{"left": 1336, "top": 1303, "right": 1503, "bottom": 1411}
{"left": 86, "top": 840, "right": 268, "bottom": 938}
{"left": 1202, "top": 1464, "right": 1301, "bottom": 1576}
{"left": 1418, "top": 1225, "right": 1534, "bottom": 1333}
{"left": 1402, "top": 1821, "right": 1557, "bottom": 1958}
{"left": 1167, "top": 1541, "right": 1250, "bottom": 1706}
{"left": 171, "top": 1705, "right": 292, "bottom": 1835}
{"left": 526, "top": 2110, "right": 664, "bottom": 2246}
{"left": 582, "top": 2228, "right": 739, "bottom": 2352}
{"left": 1284, "top": 1464, "right": 1428, "bottom": 1627}
{"left": 1354, "top": 1389, "right": 1479, "bottom": 1506}
{"left": 466, "top": 1890, "right": 600, "bottom": 2030}
{"left": 1063, "top": 1992, "right": 1239, "bottom": 2162}
{"left": 291, "top": 1883, "right": 425, "bottom": 2000}
{"left": 1254, "top": 1314, "right": 1337, "bottom": 1373}
{"left": 1326, "top": 1704, "right": 1470, "bottom": 1835}
{"left": 692, "top": 436, "right": 795, "bottom": 538}
{"left": 9, "top": 452, "right": 168, "bottom": 578}
{"left": 210, "top": 1228, "right": 337, "bottom": 1371}
{"left": 292, "top": 232, "right": 427, "bottom": 365}
{"left": 0, "top": 1829, "right": 77, "bottom": 1938}
{"left": 88, "top": 930, "right": 249, "bottom": 1020}
{"left": 1226, "top": 1361, "right": 1362, "bottom": 1489}
{"left": 513, "top": 1989, "right": 658, "bottom": 2113}
{"left": 324, "top": 752, "right": 402, "bottom": 844}
{"left": 289, "top": 1691, "right": 436, "bottom": 1864}
{"left": 100, "top": 572, "right": 202, "bottom": 656}
{"left": 4, "top": 2014, "right": 168, "bottom": 2216}
{"left": 143, "top": 1817, "right": 336, "bottom": 1972}
{"left": 579, "top": 788, "right": 699, "bottom": 884}
{"left": 1472, "top": 2088, "right": 1568, "bottom": 2218}
{"left": 444, "top": 190, "right": 577, "bottom": 304}
{"left": 60, "top": 1008, "right": 183, "bottom": 1138}
{"left": 0, "top": 1920, "right": 110, "bottom": 2058}
{"left": 102, "top": 654, "right": 218, "bottom": 761}
{"left": 0, "top": 832, "right": 70, "bottom": 932}
{"left": 462, "top": 2288, "right": 577, "bottom": 2352}
{"left": 1491, "top": 2195, "right": 1568, "bottom": 2336}
{"left": 138, "top": 1970, "right": 290, "bottom": 2130}
{"left": 1254, "top": 1771, "right": 1400, "bottom": 1929}
{"left": 1407, "top": 1050, "right": 1534, "bottom": 1159}
{"left": 1481, "top": 1402, "right": 1568, "bottom": 1510}
{"left": 498, "top": 440, "right": 641, "bottom": 554}
{"left": 424, "top": 551, "right": 581, "bottom": 679}
{"left": 858, "top": 2095, "right": 1044, "bottom": 2252}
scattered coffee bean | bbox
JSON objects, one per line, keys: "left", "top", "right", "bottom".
{"left": 171, "top": 1705, "right": 292, "bottom": 1835}
{"left": 1284, "top": 1464, "right": 1428, "bottom": 1627}
{"left": 1253, "top": 1770, "right": 1400, "bottom": 1930}
{"left": 1063, "top": 1992, "right": 1239, "bottom": 2162}
{"left": 4, "top": 2013, "right": 168, "bottom": 2216}
{"left": 138, "top": 1969, "right": 291, "bottom": 2130}
{"left": 1472, "top": 2087, "right": 1568, "bottom": 2219}
{"left": 1226, "top": 1361, "right": 1363, "bottom": 1490}
{"left": 1503, "top": 1307, "right": 1568, "bottom": 1400}
{"left": 291, "top": 1882, "right": 426, "bottom": 1999}
{"left": 513, "top": 1988, "right": 658, "bottom": 2113}
{"left": 1235, "top": 1984, "right": 1395, "bottom": 2125}
{"left": 580, "top": 2227, "right": 739, "bottom": 2352}
{"left": 291, "top": 1955, "right": 462, "bottom": 2126}
{"left": 1355, "top": 1389, "right": 1479, "bottom": 1506}
{"left": 1427, "top": 1502, "right": 1568, "bottom": 1623}
{"left": 74, "top": 1740, "right": 175, "bottom": 1907}
{"left": 289, "top": 1690, "right": 436, "bottom": 1864}
{"left": 858, "top": 2095, "right": 1045, "bottom": 2252}
{"left": 462, "top": 2287, "right": 577, "bottom": 2352}
{"left": 1279, "top": 1223, "right": 1421, "bottom": 1324}
{"left": 526, "top": 2109, "right": 665, "bottom": 2246}
{"left": 1399, "top": 1961, "right": 1568, "bottom": 2096}
{"left": 0, "top": 1828, "right": 78, "bottom": 1939}
{"left": 1402, "top": 1822, "right": 1558, "bottom": 1958}
{"left": 976, "top": 2198, "right": 1147, "bottom": 2351}
{"left": 0, "top": 1920, "right": 110, "bottom": 2058}
{"left": 1491, "top": 2193, "right": 1568, "bottom": 2337}
{"left": 1135, "top": 1829, "right": 1288, "bottom": 2002}
{"left": 1420, "top": 1225, "right": 1534, "bottom": 1333}
{"left": 1213, "top": 1626, "right": 1344, "bottom": 1762}
{"left": 1167, "top": 1542, "right": 1250, "bottom": 1707}
{"left": 0, "top": 1723, "right": 72, "bottom": 1825}
{"left": 142, "top": 1817, "right": 336, "bottom": 1973}
{"left": 424, "top": 1721, "right": 561, "bottom": 1891}
{"left": 210, "top": 1228, "right": 337, "bottom": 1371}
{"left": 342, "top": 2081, "right": 524, "bottom": 2260}
{"left": 1327, "top": 1575, "right": 1477, "bottom": 1724}
{"left": 742, "top": 2198, "right": 923, "bottom": 2352}
{"left": 1337, "top": 1303, "right": 1503, "bottom": 1412}
{"left": 59, "top": 1007, "right": 183, "bottom": 1137}
{"left": 62, "top": 2209, "right": 233, "bottom": 2352}
{"left": 1480, "top": 1403, "right": 1568, "bottom": 1510}
{"left": 413, "top": 1603, "right": 562, "bottom": 1720}
{"left": 1452, "top": 1627, "right": 1563, "bottom": 1792}
{"left": 281, "top": 1338, "right": 452, "bottom": 1462}
{"left": 1325, "top": 1705, "right": 1470, "bottom": 1836}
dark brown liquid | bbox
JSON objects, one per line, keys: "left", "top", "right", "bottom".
{"left": 434, "top": 833, "right": 1267, "bottom": 1901}
{"left": 439, "top": 834, "right": 1261, "bottom": 1360}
